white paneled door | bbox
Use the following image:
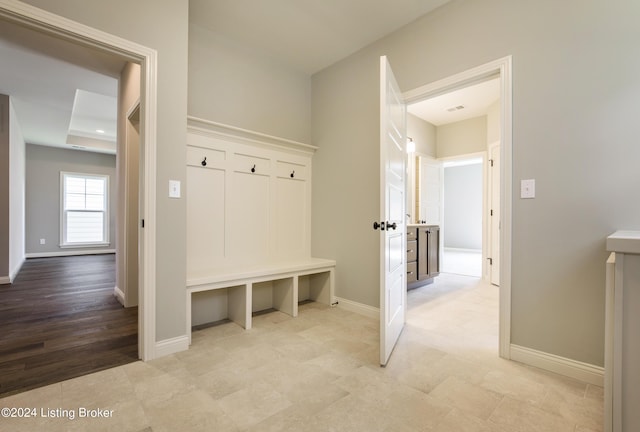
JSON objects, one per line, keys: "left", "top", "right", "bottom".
{"left": 379, "top": 56, "right": 407, "bottom": 366}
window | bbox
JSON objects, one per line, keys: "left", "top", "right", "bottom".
{"left": 61, "top": 172, "right": 109, "bottom": 247}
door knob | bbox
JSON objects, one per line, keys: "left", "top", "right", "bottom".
{"left": 373, "top": 221, "right": 386, "bottom": 231}
{"left": 387, "top": 221, "right": 397, "bottom": 230}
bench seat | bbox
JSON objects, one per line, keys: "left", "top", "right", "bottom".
{"left": 186, "top": 258, "right": 336, "bottom": 343}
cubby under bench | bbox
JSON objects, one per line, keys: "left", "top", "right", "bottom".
{"left": 186, "top": 258, "right": 336, "bottom": 343}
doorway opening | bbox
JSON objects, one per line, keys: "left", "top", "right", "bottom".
{"left": 403, "top": 56, "right": 512, "bottom": 358}
{"left": 442, "top": 156, "right": 484, "bottom": 278}
{"left": 0, "top": 0, "right": 159, "bottom": 395}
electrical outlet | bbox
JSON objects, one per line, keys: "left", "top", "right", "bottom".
{"left": 40, "top": 238, "right": 46, "bottom": 245}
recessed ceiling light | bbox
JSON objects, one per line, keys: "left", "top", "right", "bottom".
{"left": 96, "top": 129, "right": 105, "bottom": 134}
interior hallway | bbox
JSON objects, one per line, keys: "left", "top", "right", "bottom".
{"left": 0, "top": 273, "right": 602, "bottom": 431}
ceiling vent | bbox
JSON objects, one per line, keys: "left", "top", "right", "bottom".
{"left": 447, "top": 105, "right": 465, "bottom": 112}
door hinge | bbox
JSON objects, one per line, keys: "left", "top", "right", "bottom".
{"left": 490, "top": 209, "right": 493, "bottom": 216}
{"left": 141, "top": 219, "right": 145, "bottom": 228}
{"left": 489, "top": 159, "right": 494, "bottom": 167}
{"left": 487, "top": 257, "right": 493, "bottom": 265}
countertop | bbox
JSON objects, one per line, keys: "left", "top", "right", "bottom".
{"left": 607, "top": 230, "right": 640, "bottom": 254}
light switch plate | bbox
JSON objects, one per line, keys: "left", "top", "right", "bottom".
{"left": 521, "top": 179, "right": 535, "bottom": 199}
{"left": 169, "top": 180, "right": 181, "bottom": 198}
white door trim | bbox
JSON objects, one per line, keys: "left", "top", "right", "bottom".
{"left": 403, "top": 56, "right": 513, "bottom": 359}
{"left": 488, "top": 141, "right": 501, "bottom": 285}
{"left": 0, "top": 0, "right": 158, "bottom": 361}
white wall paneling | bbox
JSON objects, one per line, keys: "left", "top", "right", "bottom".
{"left": 186, "top": 117, "right": 335, "bottom": 335}
{"left": 186, "top": 118, "right": 315, "bottom": 273}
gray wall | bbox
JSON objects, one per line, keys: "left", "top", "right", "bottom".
{"left": 408, "top": 113, "right": 436, "bottom": 157}
{"left": 25, "top": 144, "right": 116, "bottom": 254}
{"left": 312, "top": 0, "right": 640, "bottom": 366}
{"left": 444, "top": 163, "right": 482, "bottom": 250}
{"left": 16, "top": 0, "right": 189, "bottom": 342}
{"left": 437, "top": 116, "right": 487, "bottom": 159}
{"left": 188, "top": 24, "right": 312, "bottom": 144}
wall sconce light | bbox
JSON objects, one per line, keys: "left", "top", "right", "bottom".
{"left": 407, "top": 137, "right": 415, "bottom": 153}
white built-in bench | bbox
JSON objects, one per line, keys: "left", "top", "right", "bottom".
{"left": 186, "top": 258, "right": 336, "bottom": 343}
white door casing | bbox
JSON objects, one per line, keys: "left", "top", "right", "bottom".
{"left": 0, "top": 0, "right": 159, "bottom": 361}
{"left": 402, "top": 56, "right": 512, "bottom": 359}
{"left": 489, "top": 142, "right": 500, "bottom": 286}
{"left": 379, "top": 56, "right": 407, "bottom": 366}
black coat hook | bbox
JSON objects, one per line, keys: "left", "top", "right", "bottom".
{"left": 251, "top": 164, "right": 256, "bottom": 173}
{"left": 201, "top": 157, "right": 207, "bottom": 167}
{"left": 290, "top": 170, "right": 295, "bottom": 178}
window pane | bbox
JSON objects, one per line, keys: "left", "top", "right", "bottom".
{"left": 85, "top": 194, "right": 104, "bottom": 210}
{"left": 66, "top": 193, "right": 86, "bottom": 210}
{"left": 85, "top": 178, "right": 105, "bottom": 195}
{"left": 65, "top": 177, "right": 86, "bottom": 194}
{"left": 66, "top": 211, "right": 104, "bottom": 243}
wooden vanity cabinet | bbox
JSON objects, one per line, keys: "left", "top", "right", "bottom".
{"left": 407, "top": 225, "right": 440, "bottom": 289}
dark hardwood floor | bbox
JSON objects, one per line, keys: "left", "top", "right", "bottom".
{"left": 0, "top": 254, "right": 138, "bottom": 397}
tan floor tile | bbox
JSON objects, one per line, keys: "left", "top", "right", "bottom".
{"left": 310, "top": 393, "right": 415, "bottom": 432}
{"left": 304, "top": 350, "right": 364, "bottom": 376}
{"left": 61, "top": 367, "right": 135, "bottom": 408}
{"left": 480, "top": 369, "right": 547, "bottom": 404}
{"left": 217, "top": 382, "right": 292, "bottom": 429}
{"left": 489, "top": 396, "right": 575, "bottom": 432}
{"left": 430, "top": 408, "right": 496, "bottom": 432}
{"left": 430, "top": 376, "right": 503, "bottom": 421}
{"left": 145, "top": 389, "right": 237, "bottom": 432}
{"left": 540, "top": 387, "right": 604, "bottom": 432}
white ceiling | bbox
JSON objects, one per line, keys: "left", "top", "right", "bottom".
{"left": 189, "top": 0, "right": 452, "bottom": 74}
{"left": 408, "top": 78, "right": 500, "bottom": 126}
{"left": 0, "top": 19, "right": 124, "bottom": 154}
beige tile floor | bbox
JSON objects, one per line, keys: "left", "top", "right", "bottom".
{"left": 0, "top": 273, "right": 603, "bottom": 431}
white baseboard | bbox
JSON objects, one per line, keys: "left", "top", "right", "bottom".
{"left": 334, "top": 296, "right": 379, "bottom": 320}
{"left": 510, "top": 344, "right": 604, "bottom": 386}
{"left": 114, "top": 286, "right": 125, "bottom": 306}
{"left": 9, "top": 258, "right": 25, "bottom": 283}
{"left": 26, "top": 249, "right": 116, "bottom": 258}
{"left": 1, "top": 258, "right": 25, "bottom": 284}
{"left": 155, "top": 335, "right": 189, "bottom": 359}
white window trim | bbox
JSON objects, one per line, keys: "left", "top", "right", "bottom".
{"left": 60, "top": 171, "right": 110, "bottom": 248}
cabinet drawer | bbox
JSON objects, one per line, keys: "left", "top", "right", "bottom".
{"left": 187, "top": 146, "right": 226, "bottom": 169}
{"left": 233, "top": 153, "right": 270, "bottom": 175}
{"left": 407, "top": 228, "right": 417, "bottom": 241}
{"left": 406, "top": 240, "right": 417, "bottom": 262}
{"left": 276, "top": 160, "right": 307, "bottom": 180}
{"left": 407, "top": 261, "right": 417, "bottom": 283}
